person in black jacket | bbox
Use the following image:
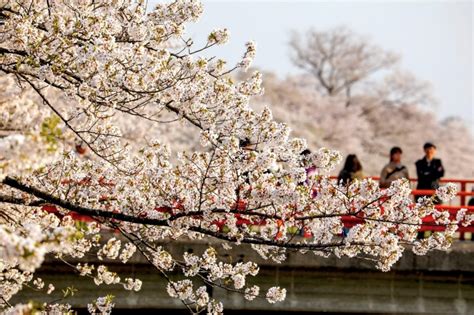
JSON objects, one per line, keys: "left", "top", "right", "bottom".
{"left": 468, "top": 190, "right": 474, "bottom": 207}
{"left": 415, "top": 142, "right": 444, "bottom": 202}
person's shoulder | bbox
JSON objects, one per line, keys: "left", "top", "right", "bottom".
{"left": 381, "top": 163, "right": 391, "bottom": 170}
{"left": 338, "top": 169, "right": 347, "bottom": 177}
{"left": 415, "top": 159, "right": 424, "bottom": 165}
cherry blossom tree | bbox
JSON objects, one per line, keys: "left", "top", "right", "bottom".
{"left": 289, "top": 27, "right": 399, "bottom": 105}
{"left": 0, "top": 1, "right": 471, "bottom": 314}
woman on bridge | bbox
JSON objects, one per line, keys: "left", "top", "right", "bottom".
{"left": 338, "top": 154, "right": 364, "bottom": 185}
{"left": 379, "top": 147, "right": 409, "bottom": 188}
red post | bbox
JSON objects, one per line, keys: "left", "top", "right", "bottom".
{"left": 460, "top": 182, "right": 466, "bottom": 206}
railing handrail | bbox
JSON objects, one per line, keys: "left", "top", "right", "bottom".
{"left": 434, "top": 205, "right": 474, "bottom": 211}
{"left": 440, "top": 178, "right": 474, "bottom": 184}
{"left": 412, "top": 190, "right": 474, "bottom": 197}
{"left": 328, "top": 175, "right": 474, "bottom": 205}
{"left": 330, "top": 176, "right": 474, "bottom": 184}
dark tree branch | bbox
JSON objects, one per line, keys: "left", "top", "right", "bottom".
{"left": 2, "top": 176, "right": 378, "bottom": 251}
{"left": 0, "top": 194, "right": 44, "bottom": 207}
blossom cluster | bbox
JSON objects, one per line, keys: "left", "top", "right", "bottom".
{"left": 87, "top": 295, "right": 115, "bottom": 315}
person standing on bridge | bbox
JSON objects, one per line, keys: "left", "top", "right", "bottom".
{"left": 379, "top": 147, "right": 409, "bottom": 188}
{"left": 415, "top": 142, "right": 445, "bottom": 202}
{"left": 338, "top": 154, "right": 364, "bottom": 186}
{"left": 468, "top": 188, "right": 474, "bottom": 207}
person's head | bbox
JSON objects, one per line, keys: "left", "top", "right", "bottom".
{"left": 300, "top": 148, "right": 312, "bottom": 161}
{"left": 423, "top": 142, "right": 436, "bottom": 160}
{"left": 343, "top": 154, "right": 362, "bottom": 173}
{"left": 301, "top": 149, "right": 311, "bottom": 156}
{"left": 239, "top": 138, "right": 252, "bottom": 150}
{"left": 300, "top": 149, "right": 312, "bottom": 166}
{"left": 390, "top": 147, "right": 403, "bottom": 163}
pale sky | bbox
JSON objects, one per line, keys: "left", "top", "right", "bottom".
{"left": 149, "top": 0, "right": 473, "bottom": 133}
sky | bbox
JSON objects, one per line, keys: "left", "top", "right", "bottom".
{"left": 149, "top": 0, "right": 473, "bottom": 133}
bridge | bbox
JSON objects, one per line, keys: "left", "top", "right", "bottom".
{"left": 373, "top": 176, "right": 474, "bottom": 207}
{"left": 331, "top": 177, "right": 474, "bottom": 239}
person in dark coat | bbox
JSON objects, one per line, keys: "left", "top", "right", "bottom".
{"left": 468, "top": 188, "right": 474, "bottom": 207}
{"left": 338, "top": 154, "right": 364, "bottom": 186}
{"left": 415, "top": 142, "right": 444, "bottom": 201}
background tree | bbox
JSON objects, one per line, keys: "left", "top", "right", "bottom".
{"left": 289, "top": 27, "right": 399, "bottom": 105}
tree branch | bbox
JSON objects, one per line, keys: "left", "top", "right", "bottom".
{"left": 2, "top": 176, "right": 375, "bottom": 251}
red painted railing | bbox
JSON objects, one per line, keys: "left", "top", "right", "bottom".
{"left": 331, "top": 176, "right": 474, "bottom": 206}
{"left": 331, "top": 176, "right": 474, "bottom": 236}
{"left": 341, "top": 205, "right": 474, "bottom": 232}
{"left": 40, "top": 176, "right": 474, "bottom": 238}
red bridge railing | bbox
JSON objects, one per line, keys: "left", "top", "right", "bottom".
{"left": 330, "top": 176, "right": 474, "bottom": 206}
{"left": 40, "top": 177, "right": 474, "bottom": 238}
{"left": 330, "top": 176, "right": 474, "bottom": 237}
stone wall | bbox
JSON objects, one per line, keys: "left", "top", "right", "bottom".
{"left": 10, "top": 241, "right": 474, "bottom": 314}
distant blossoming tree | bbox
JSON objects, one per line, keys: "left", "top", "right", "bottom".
{"left": 289, "top": 27, "right": 399, "bottom": 106}
{"left": 0, "top": 1, "right": 471, "bottom": 314}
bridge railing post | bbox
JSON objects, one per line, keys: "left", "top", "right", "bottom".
{"left": 460, "top": 181, "right": 466, "bottom": 206}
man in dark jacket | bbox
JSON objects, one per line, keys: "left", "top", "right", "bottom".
{"left": 415, "top": 142, "right": 444, "bottom": 201}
